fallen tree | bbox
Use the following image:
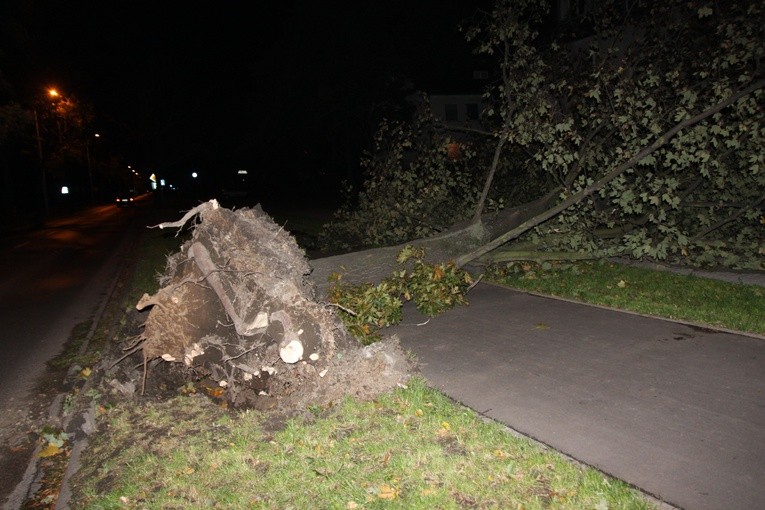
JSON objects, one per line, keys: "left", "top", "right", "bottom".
{"left": 457, "top": 78, "right": 765, "bottom": 267}
{"left": 130, "top": 200, "right": 412, "bottom": 411}
{"left": 312, "top": 75, "right": 764, "bottom": 292}
{"left": 321, "top": 0, "right": 764, "bottom": 274}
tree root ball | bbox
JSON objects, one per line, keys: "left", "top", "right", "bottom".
{"left": 132, "top": 200, "right": 413, "bottom": 411}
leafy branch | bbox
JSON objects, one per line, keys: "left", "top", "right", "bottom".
{"left": 457, "top": 78, "right": 765, "bottom": 267}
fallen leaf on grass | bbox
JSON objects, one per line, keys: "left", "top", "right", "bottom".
{"left": 377, "top": 484, "right": 398, "bottom": 500}
{"left": 436, "top": 421, "right": 451, "bottom": 437}
{"left": 617, "top": 279, "right": 627, "bottom": 288}
{"left": 38, "top": 444, "right": 62, "bottom": 458}
{"left": 595, "top": 497, "right": 609, "bottom": 510}
{"left": 180, "top": 382, "right": 197, "bottom": 394}
{"left": 534, "top": 323, "right": 549, "bottom": 330}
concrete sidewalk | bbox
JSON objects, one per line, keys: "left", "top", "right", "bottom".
{"left": 386, "top": 283, "right": 765, "bottom": 510}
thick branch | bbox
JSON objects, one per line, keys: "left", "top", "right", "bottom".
{"left": 473, "top": 134, "right": 508, "bottom": 222}
{"left": 440, "top": 124, "right": 494, "bottom": 137}
{"left": 456, "top": 79, "right": 765, "bottom": 267}
{"left": 479, "top": 250, "right": 600, "bottom": 263}
{"left": 473, "top": 39, "right": 515, "bottom": 222}
{"left": 690, "top": 192, "right": 765, "bottom": 242}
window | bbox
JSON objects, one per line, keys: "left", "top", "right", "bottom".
{"left": 445, "top": 104, "right": 458, "bottom": 121}
{"left": 466, "top": 103, "right": 479, "bottom": 120}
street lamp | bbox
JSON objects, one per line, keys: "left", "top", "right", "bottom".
{"left": 85, "top": 133, "right": 100, "bottom": 203}
{"left": 33, "top": 88, "right": 62, "bottom": 215}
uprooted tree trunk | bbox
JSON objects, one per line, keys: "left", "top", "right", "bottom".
{"left": 132, "top": 200, "right": 412, "bottom": 411}
{"left": 309, "top": 190, "right": 557, "bottom": 297}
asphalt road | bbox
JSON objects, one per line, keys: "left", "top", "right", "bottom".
{"left": 0, "top": 201, "right": 146, "bottom": 502}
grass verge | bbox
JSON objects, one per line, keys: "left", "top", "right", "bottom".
{"left": 486, "top": 260, "right": 765, "bottom": 335}
{"left": 21, "top": 226, "right": 189, "bottom": 510}
{"left": 71, "top": 378, "right": 653, "bottom": 510}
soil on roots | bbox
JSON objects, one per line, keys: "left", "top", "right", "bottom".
{"left": 114, "top": 332, "right": 414, "bottom": 419}
{"left": 120, "top": 201, "right": 415, "bottom": 416}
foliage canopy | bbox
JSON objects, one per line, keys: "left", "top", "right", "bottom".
{"left": 324, "top": 0, "right": 764, "bottom": 269}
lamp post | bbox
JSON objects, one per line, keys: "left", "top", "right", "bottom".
{"left": 33, "top": 88, "right": 60, "bottom": 215}
{"left": 33, "top": 108, "right": 49, "bottom": 215}
{"left": 85, "top": 133, "right": 100, "bottom": 203}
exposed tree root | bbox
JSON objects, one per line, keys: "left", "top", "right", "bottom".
{"left": 117, "top": 200, "right": 413, "bottom": 411}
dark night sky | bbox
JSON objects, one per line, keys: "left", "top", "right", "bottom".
{"left": 2, "top": 1, "right": 493, "bottom": 194}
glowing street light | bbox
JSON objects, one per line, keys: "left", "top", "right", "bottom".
{"left": 33, "top": 87, "right": 64, "bottom": 215}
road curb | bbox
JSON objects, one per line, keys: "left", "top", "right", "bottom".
{"left": 3, "top": 218, "right": 141, "bottom": 510}
{"left": 54, "top": 223, "right": 143, "bottom": 510}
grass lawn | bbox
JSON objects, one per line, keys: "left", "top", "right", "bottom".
{"left": 70, "top": 378, "right": 654, "bottom": 509}
{"left": 485, "top": 260, "right": 765, "bottom": 336}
